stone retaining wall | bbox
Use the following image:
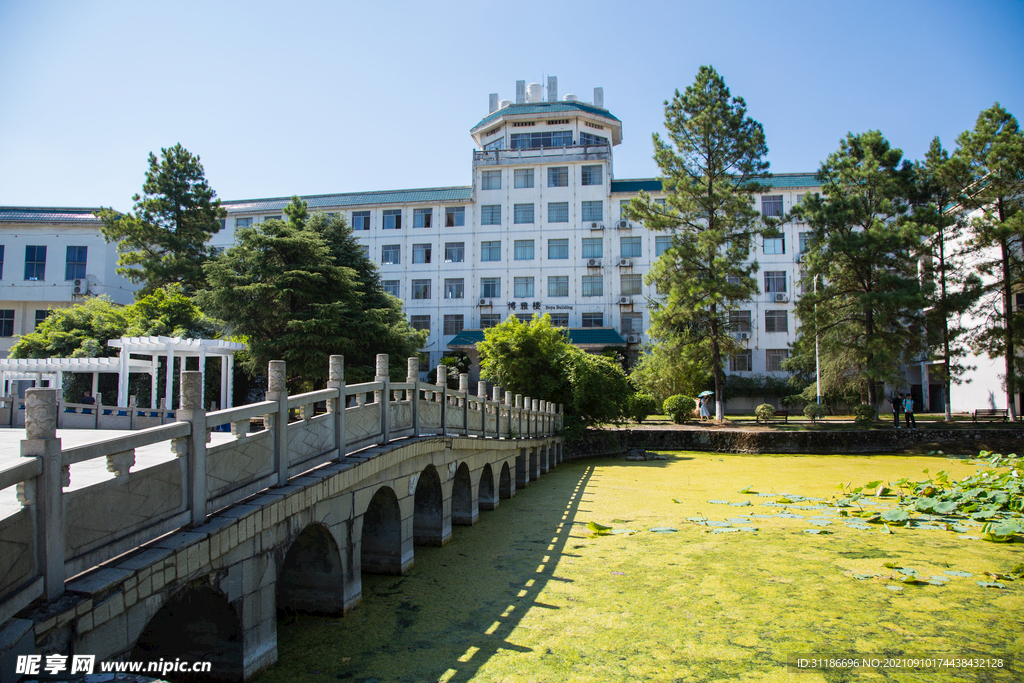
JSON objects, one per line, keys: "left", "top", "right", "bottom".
{"left": 564, "top": 427, "right": 1023, "bottom": 458}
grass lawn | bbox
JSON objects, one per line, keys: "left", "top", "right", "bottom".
{"left": 260, "top": 452, "right": 1023, "bottom": 682}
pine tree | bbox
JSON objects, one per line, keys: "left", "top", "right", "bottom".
{"left": 96, "top": 144, "right": 225, "bottom": 296}
{"left": 944, "top": 104, "right": 1024, "bottom": 420}
{"left": 627, "top": 65, "right": 776, "bottom": 421}
{"left": 793, "top": 131, "right": 929, "bottom": 410}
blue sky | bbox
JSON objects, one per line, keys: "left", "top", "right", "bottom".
{"left": 1, "top": 0, "right": 1021, "bottom": 210}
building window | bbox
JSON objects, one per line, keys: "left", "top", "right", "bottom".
{"left": 581, "top": 312, "right": 603, "bottom": 327}
{"left": 511, "top": 131, "right": 573, "bottom": 149}
{"left": 352, "top": 211, "right": 370, "bottom": 230}
{"left": 799, "top": 232, "right": 811, "bottom": 254}
{"left": 382, "top": 244, "right": 400, "bottom": 265}
{"left": 34, "top": 310, "right": 49, "bottom": 329}
{"left": 514, "top": 277, "right": 534, "bottom": 298}
{"left": 655, "top": 235, "right": 671, "bottom": 257}
{"left": 443, "top": 315, "right": 464, "bottom": 336}
{"left": 730, "top": 350, "right": 753, "bottom": 372}
{"left": 359, "top": 245, "right": 370, "bottom": 258}
{"left": 582, "top": 275, "right": 603, "bottom": 297}
{"left": 410, "top": 315, "right": 430, "bottom": 331}
{"left": 514, "top": 168, "right": 534, "bottom": 189}
{"left": 621, "top": 274, "right": 642, "bottom": 296}
{"left": 580, "top": 131, "right": 607, "bottom": 146}
{"left": 582, "top": 238, "right": 603, "bottom": 259}
{"left": 382, "top": 280, "right": 400, "bottom": 296}
{"left": 619, "top": 200, "right": 632, "bottom": 220}
{"left": 548, "top": 167, "right": 568, "bottom": 187}
{"left": 24, "top": 246, "right": 46, "bottom": 280}
{"left": 444, "top": 278, "right": 464, "bottom": 299}
{"left": 654, "top": 198, "right": 667, "bottom": 207}
{"left": 383, "top": 209, "right": 402, "bottom": 229}
{"left": 622, "top": 313, "right": 643, "bottom": 334}
{"left": 764, "top": 271, "right": 787, "bottom": 293}
{"left": 761, "top": 195, "right": 784, "bottom": 218}
{"left": 0, "top": 245, "right": 4, "bottom": 278}
{"left": 549, "top": 313, "right": 569, "bottom": 327}
{"left": 729, "top": 310, "right": 752, "bottom": 333}
{"left": 481, "top": 241, "right": 500, "bottom": 261}
{"left": 413, "top": 243, "right": 432, "bottom": 264}
{"left": 0, "top": 310, "right": 13, "bottom": 336}
{"left": 548, "top": 238, "right": 568, "bottom": 260}
{"left": 581, "top": 165, "right": 603, "bottom": 186}
{"left": 482, "top": 170, "right": 502, "bottom": 190}
{"left": 445, "top": 206, "right": 465, "bottom": 227}
{"left": 515, "top": 313, "right": 533, "bottom": 323}
{"left": 480, "top": 314, "right": 501, "bottom": 329}
{"left": 481, "top": 205, "right": 501, "bottom": 226}
{"left": 548, "top": 202, "right": 569, "bottom": 223}
{"left": 548, "top": 275, "right": 569, "bottom": 297}
{"left": 514, "top": 240, "right": 535, "bottom": 260}
{"left": 620, "top": 236, "right": 642, "bottom": 258}
{"left": 763, "top": 236, "right": 785, "bottom": 255}
{"left": 413, "top": 208, "right": 432, "bottom": 228}
{"left": 765, "top": 310, "right": 788, "bottom": 333}
{"left": 65, "top": 246, "right": 87, "bottom": 280}
{"left": 483, "top": 138, "right": 505, "bottom": 151}
{"left": 264, "top": 215, "right": 282, "bottom": 222}
{"left": 412, "top": 279, "right": 432, "bottom": 299}
{"left": 766, "top": 349, "right": 789, "bottom": 372}
{"left": 236, "top": 217, "right": 253, "bottom": 229}
{"left": 444, "top": 242, "right": 465, "bottom": 263}
{"left": 514, "top": 203, "right": 535, "bottom": 224}
{"left": 582, "top": 201, "right": 603, "bottom": 222}
{"left": 481, "top": 277, "right": 501, "bottom": 298}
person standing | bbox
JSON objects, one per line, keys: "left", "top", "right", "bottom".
{"left": 699, "top": 395, "right": 711, "bottom": 422}
{"left": 903, "top": 393, "right": 917, "bottom": 430}
{"left": 888, "top": 392, "right": 902, "bottom": 429}
{"left": 81, "top": 389, "right": 96, "bottom": 415}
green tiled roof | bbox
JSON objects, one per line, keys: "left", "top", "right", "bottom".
{"left": 223, "top": 187, "right": 473, "bottom": 214}
{"left": 0, "top": 207, "right": 104, "bottom": 224}
{"left": 447, "top": 328, "right": 626, "bottom": 348}
{"left": 472, "top": 101, "right": 621, "bottom": 131}
{"left": 611, "top": 173, "right": 819, "bottom": 195}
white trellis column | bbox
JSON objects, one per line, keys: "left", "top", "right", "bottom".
{"left": 164, "top": 349, "right": 174, "bottom": 409}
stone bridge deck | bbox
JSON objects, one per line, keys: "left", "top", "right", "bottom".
{"left": 0, "top": 355, "right": 563, "bottom": 682}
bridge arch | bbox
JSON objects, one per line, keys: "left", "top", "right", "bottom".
{"left": 499, "top": 461, "right": 513, "bottom": 499}
{"left": 277, "top": 523, "right": 345, "bottom": 615}
{"left": 414, "top": 464, "right": 445, "bottom": 546}
{"left": 360, "top": 486, "right": 405, "bottom": 575}
{"left": 132, "top": 582, "right": 243, "bottom": 682}
{"left": 478, "top": 462, "right": 496, "bottom": 511}
{"left": 451, "top": 462, "right": 475, "bottom": 525}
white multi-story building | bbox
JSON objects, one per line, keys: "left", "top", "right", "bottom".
{"left": 0, "top": 207, "right": 135, "bottom": 356}
{"left": 218, "top": 79, "right": 819, "bottom": 388}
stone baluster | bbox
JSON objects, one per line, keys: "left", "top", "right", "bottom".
{"left": 178, "top": 371, "right": 208, "bottom": 526}
{"left": 504, "top": 391, "right": 513, "bottom": 438}
{"left": 328, "top": 355, "right": 346, "bottom": 459}
{"left": 477, "top": 381, "right": 488, "bottom": 439}
{"left": 376, "top": 354, "right": 390, "bottom": 445}
{"left": 407, "top": 357, "right": 420, "bottom": 436}
{"left": 21, "top": 388, "right": 65, "bottom": 600}
{"left": 267, "top": 360, "right": 289, "bottom": 487}
{"left": 436, "top": 364, "right": 447, "bottom": 436}
{"left": 459, "top": 373, "right": 469, "bottom": 435}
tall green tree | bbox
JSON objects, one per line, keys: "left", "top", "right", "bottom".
{"left": 200, "top": 197, "right": 425, "bottom": 387}
{"left": 97, "top": 144, "right": 225, "bottom": 297}
{"left": 627, "top": 65, "right": 776, "bottom": 420}
{"left": 944, "top": 104, "right": 1024, "bottom": 420}
{"left": 792, "top": 130, "right": 928, "bottom": 409}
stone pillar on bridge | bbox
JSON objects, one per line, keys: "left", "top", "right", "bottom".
{"left": 407, "top": 357, "right": 420, "bottom": 437}
{"left": 477, "top": 380, "right": 487, "bottom": 439}
{"left": 459, "top": 373, "right": 469, "bottom": 434}
{"left": 436, "top": 364, "right": 447, "bottom": 435}
{"left": 179, "top": 371, "right": 208, "bottom": 527}
{"left": 376, "top": 355, "right": 390, "bottom": 445}
{"left": 21, "top": 388, "right": 65, "bottom": 600}
{"left": 328, "top": 355, "right": 345, "bottom": 459}
{"left": 267, "top": 360, "right": 289, "bottom": 487}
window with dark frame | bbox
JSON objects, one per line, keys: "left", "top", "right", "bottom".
{"left": 352, "top": 211, "right": 370, "bottom": 230}
{"left": 382, "top": 244, "right": 400, "bottom": 265}
{"left": 413, "top": 243, "right": 432, "bottom": 264}
{"left": 548, "top": 238, "right": 569, "bottom": 259}
{"left": 24, "top": 245, "right": 46, "bottom": 280}
{"left": 581, "top": 312, "right": 603, "bottom": 327}
{"left": 65, "top": 246, "right": 87, "bottom": 280}
{"left": 410, "top": 315, "right": 430, "bottom": 331}
{"left": 765, "top": 310, "right": 788, "bottom": 333}
{"left": 0, "top": 310, "right": 14, "bottom": 336}
{"left": 443, "top": 315, "right": 464, "bottom": 336}
{"left": 548, "top": 275, "right": 569, "bottom": 297}
{"left": 444, "top": 278, "right": 464, "bottom": 299}
{"left": 730, "top": 350, "right": 752, "bottom": 372}
{"left": 412, "top": 279, "right": 432, "bottom": 300}
{"left": 413, "top": 208, "right": 432, "bottom": 228}
{"left": 444, "top": 242, "right": 465, "bottom": 263}
{"left": 445, "top": 206, "right": 466, "bottom": 227}
{"left": 382, "top": 209, "right": 402, "bottom": 229}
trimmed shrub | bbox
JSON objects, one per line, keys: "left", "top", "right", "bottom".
{"left": 852, "top": 404, "right": 876, "bottom": 426}
{"left": 803, "top": 403, "right": 827, "bottom": 422}
{"left": 755, "top": 403, "right": 776, "bottom": 423}
{"left": 663, "top": 395, "right": 696, "bottom": 424}
{"left": 626, "top": 393, "right": 659, "bottom": 424}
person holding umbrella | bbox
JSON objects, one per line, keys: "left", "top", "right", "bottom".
{"left": 698, "top": 391, "right": 713, "bottom": 422}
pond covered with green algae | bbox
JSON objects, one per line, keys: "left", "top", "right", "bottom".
{"left": 259, "top": 452, "right": 1024, "bottom": 682}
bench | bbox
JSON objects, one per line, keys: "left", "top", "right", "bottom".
{"left": 757, "top": 410, "right": 788, "bottom": 424}
{"left": 972, "top": 408, "right": 1009, "bottom": 422}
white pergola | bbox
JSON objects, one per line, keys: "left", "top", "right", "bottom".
{"left": 107, "top": 336, "right": 246, "bottom": 410}
{"left": 0, "top": 356, "right": 154, "bottom": 403}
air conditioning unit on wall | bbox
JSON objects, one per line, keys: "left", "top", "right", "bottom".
{"left": 478, "top": 299, "right": 491, "bottom": 306}
{"left": 774, "top": 293, "right": 789, "bottom": 303}
{"left": 617, "top": 258, "right": 631, "bottom": 267}
{"left": 618, "top": 296, "right": 632, "bottom": 305}
{"left": 587, "top": 258, "right": 602, "bottom": 268}
{"left": 590, "top": 222, "right": 604, "bottom": 230}
{"left": 73, "top": 278, "right": 89, "bottom": 295}
{"left": 626, "top": 334, "right": 641, "bottom": 344}
{"left": 615, "top": 220, "right": 630, "bottom": 229}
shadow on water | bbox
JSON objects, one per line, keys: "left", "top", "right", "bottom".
{"left": 266, "top": 462, "right": 599, "bottom": 683}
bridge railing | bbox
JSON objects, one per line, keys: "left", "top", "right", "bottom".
{"left": 2, "top": 354, "right": 562, "bottom": 616}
